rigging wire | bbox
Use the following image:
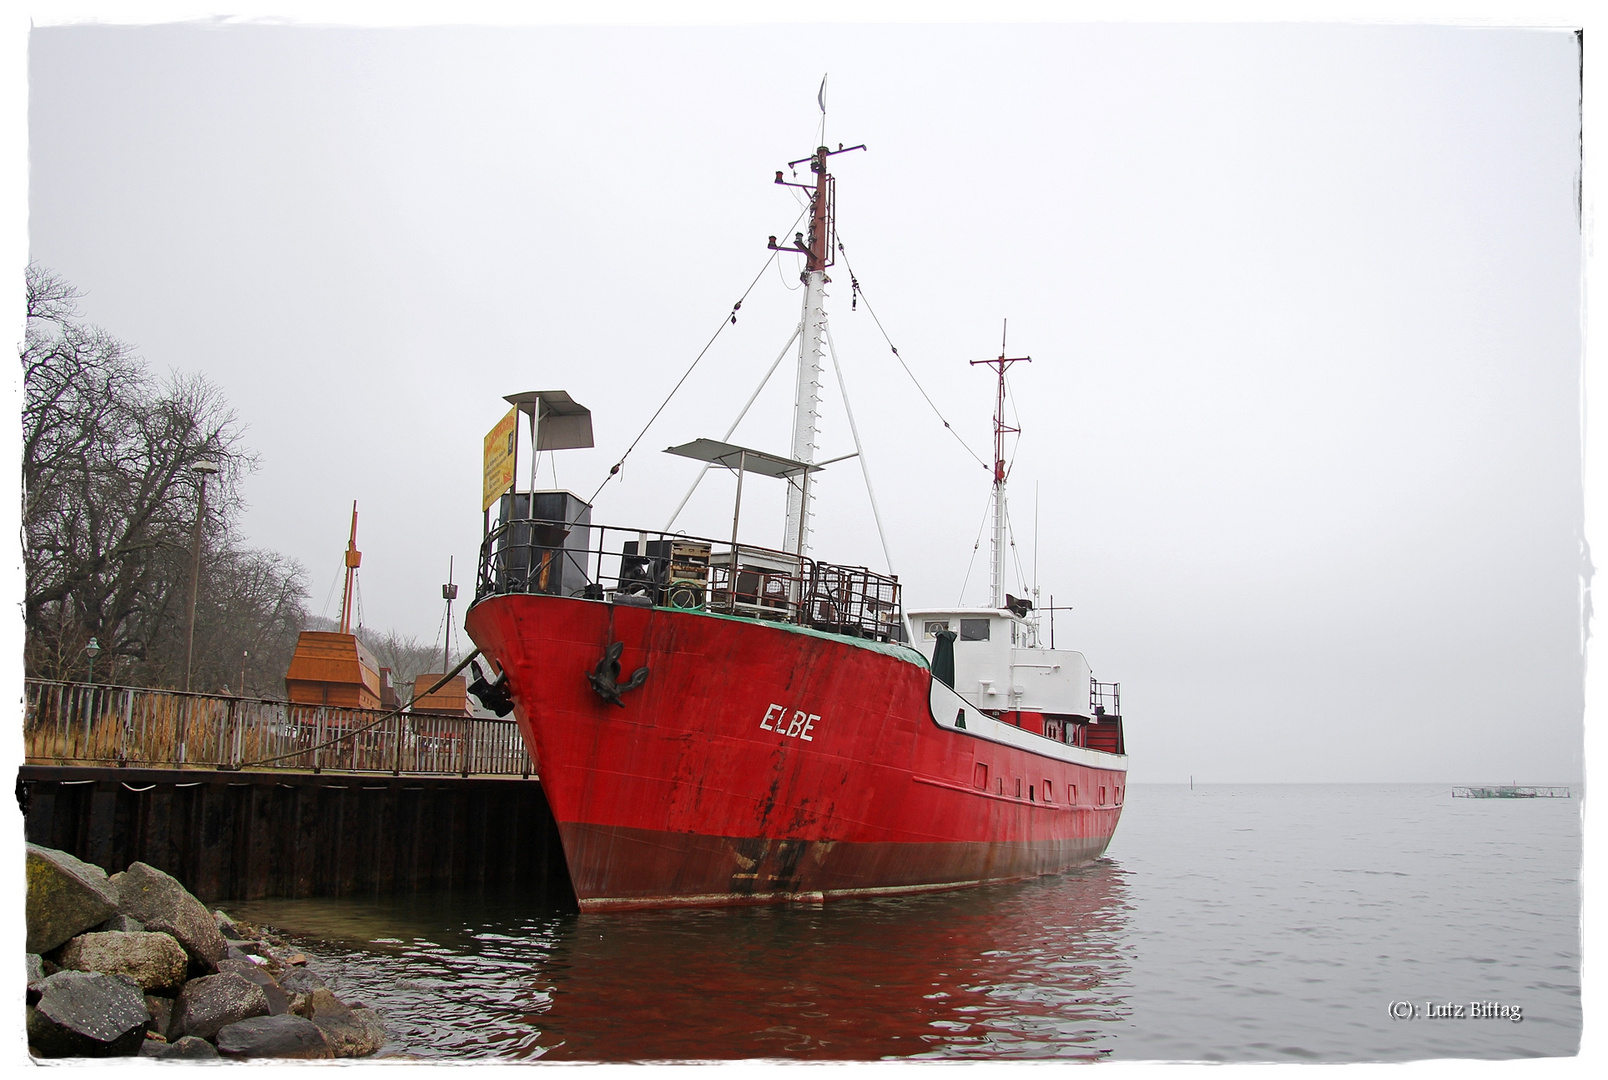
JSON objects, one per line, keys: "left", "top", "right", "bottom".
{"left": 583, "top": 203, "right": 811, "bottom": 510}
{"left": 956, "top": 491, "right": 995, "bottom": 606}
{"left": 823, "top": 320, "right": 896, "bottom": 575}
{"left": 663, "top": 323, "right": 804, "bottom": 531}
{"left": 834, "top": 236, "right": 991, "bottom": 473}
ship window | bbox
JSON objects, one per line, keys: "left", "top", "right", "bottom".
{"left": 1030, "top": 785, "right": 1035, "bottom": 802}
{"left": 1043, "top": 780, "right": 1052, "bottom": 803}
{"left": 923, "top": 620, "right": 950, "bottom": 639}
{"left": 959, "top": 619, "right": 991, "bottom": 641}
{"left": 1100, "top": 786, "right": 1107, "bottom": 805}
{"left": 1015, "top": 778, "right": 1022, "bottom": 798}
{"left": 973, "top": 763, "right": 988, "bottom": 790}
{"left": 1071, "top": 784, "right": 1078, "bottom": 804}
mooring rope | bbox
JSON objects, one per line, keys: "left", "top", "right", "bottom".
{"left": 229, "top": 648, "right": 483, "bottom": 769}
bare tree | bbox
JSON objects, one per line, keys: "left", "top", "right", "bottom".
{"left": 20, "top": 265, "right": 301, "bottom": 688}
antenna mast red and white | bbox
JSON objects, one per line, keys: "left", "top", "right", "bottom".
{"left": 971, "top": 324, "right": 1030, "bottom": 610}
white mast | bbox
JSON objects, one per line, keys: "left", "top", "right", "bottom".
{"left": 971, "top": 332, "right": 1029, "bottom": 609}
{"left": 785, "top": 261, "right": 828, "bottom": 554}
{"left": 771, "top": 141, "right": 863, "bottom": 556}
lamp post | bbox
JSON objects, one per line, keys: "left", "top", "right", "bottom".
{"left": 184, "top": 460, "right": 220, "bottom": 692}
{"left": 84, "top": 637, "right": 101, "bottom": 685}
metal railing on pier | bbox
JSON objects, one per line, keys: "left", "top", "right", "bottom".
{"left": 23, "top": 680, "right": 533, "bottom": 778}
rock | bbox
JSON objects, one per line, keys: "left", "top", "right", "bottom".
{"left": 284, "top": 952, "right": 309, "bottom": 966}
{"left": 26, "top": 970, "right": 150, "bottom": 1057}
{"left": 140, "top": 1035, "right": 221, "bottom": 1059}
{"left": 313, "top": 1007, "right": 387, "bottom": 1058}
{"left": 26, "top": 953, "right": 47, "bottom": 994}
{"left": 279, "top": 965, "right": 327, "bottom": 995}
{"left": 144, "top": 994, "right": 174, "bottom": 1040}
{"left": 57, "top": 930, "right": 189, "bottom": 992}
{"left": 96, "top": 914, "right": 145, "bottom": 933}
{"left": 110, "top": 862, "right": 226, "bottom": 972}
{"left": 219, "top": 958, "right": 292, "bottom": 1015}
{"left": 299, "top": 986, "right": 385, "bottom": 1056}
{"left": 170, "top": 971, "right": 270, "bottom": 1041}
{"left": 217, "top": 1014, "right": 336, "bottom": 1059}
{"left": 305, "top": 986, "right": 350, "bottom": 1018}
{"left": 214, "top": 909, "right": 241, "bottom": 938}
{"left": 25, "top": 844, "right": 120, "bottom": 954}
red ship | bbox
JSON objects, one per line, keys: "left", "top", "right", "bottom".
{"left": 465, "top": 139, "right": 1127, "bottom": 911}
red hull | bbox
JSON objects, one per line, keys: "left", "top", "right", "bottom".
{"left": 466, "top": 595, "right": 1126, "bottom": 909}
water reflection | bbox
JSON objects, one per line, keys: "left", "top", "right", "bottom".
{"left": 231, "top": 859, "right": 1134, "bottom": 1061}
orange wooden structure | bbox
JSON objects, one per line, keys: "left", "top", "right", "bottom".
{"left": 283, "top": 503, "right": 382, "bottom": 710}
{"left": 410, "top": 673, "right": 471, "bottom": 717}
{"left": 284, "top": 631, "right": 383, "bottom": 709}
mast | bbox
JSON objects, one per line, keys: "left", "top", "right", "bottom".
{"left": 442, "top": 556, "right": 458, "bottom": 674}
{"left": 770, "top": 140, "right": 863, "bottom": 556}
{"left": 970, "top": 331, "right": 1029, "bottom": 609}
{"left": 339, "top": 501, "right": 361, "bottom": 635}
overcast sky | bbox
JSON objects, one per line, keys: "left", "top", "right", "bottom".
{"left": 15, "top": 13, "right": 1591, "bottom": 783}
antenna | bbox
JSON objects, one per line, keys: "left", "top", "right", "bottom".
{"left": 970, "top": 333, "right": 1030, "bottom": 609}
{"left": 441, "top": 556, "right": 459, "bottom": 674}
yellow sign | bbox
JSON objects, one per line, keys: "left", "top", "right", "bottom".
{"left": 482, "top": 407, "right": 519, "bottom": 511}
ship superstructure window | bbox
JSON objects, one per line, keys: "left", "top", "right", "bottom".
{"left": 973, "top": 763, "right": 988, "bottom": 789}
{"left": 923, "top": 620, "right": 951, "bottom": 639}
{"left": 959, "top": 619, "right": 991, "bottom": 641}
{"left": 1043, "top": 780, "right": 1052, "bottom": 802}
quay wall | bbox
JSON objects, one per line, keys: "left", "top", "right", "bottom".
{"left": 18, "top": 765, "right": 573, "bottom": 904}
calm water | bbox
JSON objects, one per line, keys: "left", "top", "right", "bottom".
{"left": 229, "top": 784, "right": 1581, "bottom": 1061}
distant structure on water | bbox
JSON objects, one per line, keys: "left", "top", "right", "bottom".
{"left": 1452, "top": 786, "right": 1571, "bottom": 799}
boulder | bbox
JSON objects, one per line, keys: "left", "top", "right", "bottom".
{"left": 313, "top": 1007, "right": 387, "bottom": 1058}
{"left": 57, "top": 930, "right": 189, "bottom": 992}
{"left": 25, "top": 844, "right": 120, "bottom": 954}
{"left": 219, "top": 958, "right": 292, "bottom": 1015}
{"left": 26, "top": 970, "right": 150, "bottom": 1057}
{"left": 217, "top": 1014, "right": 335, "bottom": 1059}
{"left": 110, "top": 862, "right": 226, "bottom": 972}
{"left": 214, "top": 909, "right": 241, "bottom": 938}
{"left": 300, "top": 986, "right": 385, "bottom": 1057}
{"left": 279, "top": 965, "right": 327, "bottom": 995}
{"left": 95, "top": 914, "right": 145, "bottom": 933}
{"left": 139, "top": 1035, "right": 221, "bottom": 1060}
{"left": 144, "top": 994, "right": 174, "bottom": 1040}
{"left": 170, "top": 971, "right": 270, "bottom": 1041}
{"left": 26, "top": 953, "right": 47, "bottom": 996}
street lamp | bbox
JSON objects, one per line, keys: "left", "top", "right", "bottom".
{"left": 184, "top": 460, "right": 220, "bottom": 692}
{"left": 84, "top": 637, "right": 101, "bottom": 685}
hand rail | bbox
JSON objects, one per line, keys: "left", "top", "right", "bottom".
{"left": 22, "top": 680, "right": 533, "bottom": 779}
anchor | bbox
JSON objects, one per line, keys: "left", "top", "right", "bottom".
{"left": 586, "top": 641, "right": 649, "bottom": 707}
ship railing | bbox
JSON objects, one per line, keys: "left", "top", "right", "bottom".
{"left": 475, "top": 518, "right": 905, "bottom": 643}
{"left": 1090, "top": 679, "right": 1122, "bottom": 718}
{"left": 22, "top": 679, "right": 533, "bottom": 778}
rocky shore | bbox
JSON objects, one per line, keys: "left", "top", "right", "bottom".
{"left": 25, "top": 844, "right": 387, "bottom": 1060}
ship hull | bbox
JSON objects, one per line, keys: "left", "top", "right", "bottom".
{"left": 466, "top": 594, "right": 1126, "bottom": 910}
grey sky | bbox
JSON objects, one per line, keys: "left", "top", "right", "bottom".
{"left": 19, "top": 18, "right": 1588, "bottom": 782}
